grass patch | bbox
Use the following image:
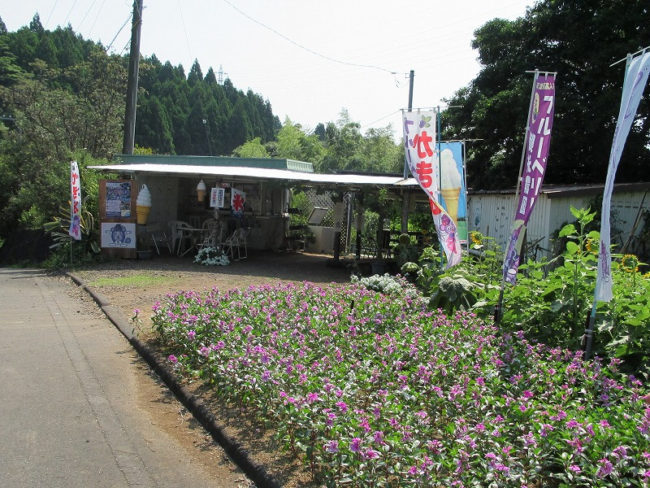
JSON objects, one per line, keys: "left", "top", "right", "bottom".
{"left": 89, "top": 274, "right": 172, "bottom": 288}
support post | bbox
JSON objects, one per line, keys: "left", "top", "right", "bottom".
{"left": 122, "top": 0, "right": 143, "bottom": 155}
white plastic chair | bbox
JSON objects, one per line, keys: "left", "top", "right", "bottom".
{"left": 168, "top": 220, "right": 194, "bottom": 256}
{"left": 220, "top": 227, "right": 248, "bottom": 261}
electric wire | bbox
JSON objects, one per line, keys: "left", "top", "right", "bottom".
{"left": 177, "top": 0, "right": 194, "bottom": 67}
{"left": 106, "top": 13, "right": 132, "bottom": 51}
{"left": 45, "top": 0, "right": 60, "bottom": 29}
{"left": 78, "top": 0, "right": 99, "bottom": 31}
{"left": 64, "top": 0, "right": 79, "bottom": 26}
{"left": 220, "top": 0, "right": 402, "bottom": 76}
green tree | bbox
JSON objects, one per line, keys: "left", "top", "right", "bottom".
{"left": 441, "top": 0, "right": 650, "bottom": 190}
{"left": 232, "top": 137, "right": 269, "bottom": 158}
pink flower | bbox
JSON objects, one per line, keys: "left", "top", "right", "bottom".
{"left": 168, "top": 354, "right": 178, "bottom": 364}
{"left": 336, "top": 401, "right": 348, "bottom": 413}
{"left": 569, "top": 465, "right": 581, "bottom": 473}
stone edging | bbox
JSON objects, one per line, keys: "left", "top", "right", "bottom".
{"left": 67, "top": 272, "right": 281, "bottom": 488}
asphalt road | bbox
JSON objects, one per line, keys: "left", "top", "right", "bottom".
{"left": 0, "top": 268, "right": 247, "bottom": 488}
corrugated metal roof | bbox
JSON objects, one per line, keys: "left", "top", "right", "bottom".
{"left": 470, "top": 182, "right": 650, "bottom": 197}
{"left": 88, "top": 163, "right": 418, "bottom": 187}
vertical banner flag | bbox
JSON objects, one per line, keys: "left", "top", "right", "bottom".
{"left": 231, "top": 188, "right": 246, "bottom": 217}
{"left": 403, "top": 110, "right": 461, "bottom": 268}
{"left": 437, "top": 142, "right": 468, "bottom": 244}
{"left": 503, "top": 73, "right": 556, "bottom": 284}
{"left": 596, "top": 52, "right": 650, "bottom": 302}
{"left": 69, "top": 161, "right": 82, "bottom": 240}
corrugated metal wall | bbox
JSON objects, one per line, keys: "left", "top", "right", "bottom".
{"left": 468, "top": 190, "right": 649, "bottom": 259}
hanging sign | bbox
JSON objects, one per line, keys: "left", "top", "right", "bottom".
{"left": 403, "top": 110, "right": 461, "bottom": 268}
{"left": 502, "top": 73, "right": 556, "bottom": 284}
{"left": 69, "top": 161, "right": 82, "bottom": 240}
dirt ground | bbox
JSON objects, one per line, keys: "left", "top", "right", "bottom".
{"left": 70, "top": 250, "right": 354, "bottom": 487}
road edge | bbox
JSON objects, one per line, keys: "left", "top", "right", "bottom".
{"left": 67, "top": 272, "right": 282, "bottom": 488}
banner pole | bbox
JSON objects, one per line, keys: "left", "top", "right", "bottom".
{"left": 585, "top": 53, "right": 634, "bottom": 359}
{"left": 494, "top": 69, "right": 540, "bottom": 326}
{"left": 436, "top": 106, "right": 445, "bottom": 269}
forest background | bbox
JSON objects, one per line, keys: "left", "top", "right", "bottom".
{"left": 0, "top": 0, "right": 648, "bottom": 258}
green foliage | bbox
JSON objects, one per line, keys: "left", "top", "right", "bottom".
{"left": 42, "top": 197, "right": 101, "bottom": 269}
{"left": 414, "top": 209, "right": 650, "bottom": 375}
{"left": 441, "top": 0, "right": 650, "bottom": 189}
{"left": 153, "top": 282, "right": 650, "bottom": 486}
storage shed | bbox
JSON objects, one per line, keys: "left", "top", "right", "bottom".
{"left": 467, "top": 182, "right": 650, "bottom": 259}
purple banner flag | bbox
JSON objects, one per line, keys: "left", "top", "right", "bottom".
{"left": 503, "top": 73, "right": 556, "bottom": 284}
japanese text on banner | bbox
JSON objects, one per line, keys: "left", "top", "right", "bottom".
{"left": 69, "top": 161, "right": 82, "bottom": 240}
{"left": 503, "top": 74, "right": 556, "bottom": 284}
{"left": 403, "top": 111, "right": 461, "bottom": 268}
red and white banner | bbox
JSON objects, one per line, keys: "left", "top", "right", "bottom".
{"left": 403, "top": 110, "right": 461, "bottom": 268}
{"left": 596, "top": 52, "right": 650, "bottom": 301}
{"left": 69, "top": 161, "right": 81, "bottom": 240}
{"left": 231, "top": 188, "right": 246, "bottom": 217}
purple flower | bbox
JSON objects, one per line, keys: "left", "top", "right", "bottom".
{"left": 350, "top": 437, "right": 362, "bottom": 453}
{"left": 373, "top": 430, "right": 385, "bottom": 445}
{"left": 168, "top": 354, "right": 178, "bottom": 364}
{"left": 569, "top": 465, "right": 581, "bottom": 473}
{"left": 596, "top": 458, "right": 614, "bottom": 478}
{"left": 612, "top": 445, "right": 628, "bottom": 459}
{"left": 199, "top": 346, "right": 210, "bottom": 357}
{"left": 362, "top": 448, "right": 379, "bottom": 460}
{"left": 336, "top": 401, "right": 348, "bottom": 413}
{"left": 324, "top": 440, "right": 339, "bottom": 453}
{"left": 187, "top": 330, "right": 196, "bottom": 341}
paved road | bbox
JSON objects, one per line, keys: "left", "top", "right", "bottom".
{"left": 0, "top": 268, "right": 247, "bottom": 487}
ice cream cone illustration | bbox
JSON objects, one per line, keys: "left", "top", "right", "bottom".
{"left": 440, "top": 149, "right": 462, "bottom": 224}
{"left": 197, "top": 179, "right": 207, "bottom": 202}
{"left": 136, "top": 184, "right": 152, "bottom": 224}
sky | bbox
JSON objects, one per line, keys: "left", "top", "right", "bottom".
{"left": 3, "top": 0, "right": 534, "bottom": 139}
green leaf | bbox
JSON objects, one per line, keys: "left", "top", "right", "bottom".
{"left": 566, "top": 241, "right": 580, "bottom": 255}
{"left": 559, "top": 224, "right": 577, "bottom": 238}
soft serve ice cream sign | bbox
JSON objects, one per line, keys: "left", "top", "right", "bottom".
{"left": 437, "top": 143, "right": 468, "bottom": 243}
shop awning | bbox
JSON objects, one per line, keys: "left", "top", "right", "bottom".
{"left": 89, "top": 163, "right": 419, "bottom": 188}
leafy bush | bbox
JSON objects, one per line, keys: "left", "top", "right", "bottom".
{"left": 152, "top": 282, "right": 650, "bottom": 487}
{"left": 416, "top": 208, "right": 650, "bottom": 375}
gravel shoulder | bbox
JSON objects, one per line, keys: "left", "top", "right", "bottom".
{"left": 70, "top": 250, "right": 352, "bottom": 487}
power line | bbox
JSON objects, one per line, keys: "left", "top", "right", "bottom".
{"left": 220, "top": 0, "right": 402, "bottom": 76}
{"left": 64, "top": 0, "right": 79, "bottom": 26}
{"left": 45, "top": 0, "right": 60, "bottom": 29}
{"left": 107, "top": 13, "right": 132, "bottom": 52}
{"left": 78, "top": 0, "right": 99, "bottom": 31}
{"left": 176, "top": 0, "right": 194, "bottom": 66}
{"left": 360, "top": 110, "right": 401, "bottom": 130}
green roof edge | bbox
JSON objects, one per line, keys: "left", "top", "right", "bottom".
{"left": 113, "top": 154, "right": 314, "bottom": 173}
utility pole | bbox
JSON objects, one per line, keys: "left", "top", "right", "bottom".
{"left": 401, "top": 69, "right": 415, "bottom": 232}
{"left": 122, "top": 0, "right": 143, "bottom": 155}
{"left": 402, "top": 70, "right": 414, "bottom": 179}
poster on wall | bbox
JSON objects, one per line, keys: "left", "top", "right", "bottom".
{"left": 105, "top": 181, "right": 133, "bottom": 218}
{"left": 100, "top": 222, "right": 136, "bottom": 249}
{"left": 210, "top": 187, "right": 225, "bottom": 208}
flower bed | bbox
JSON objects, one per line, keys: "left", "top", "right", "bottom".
{"left": 152, "top": 281, "right": 650, "bottom": 487}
